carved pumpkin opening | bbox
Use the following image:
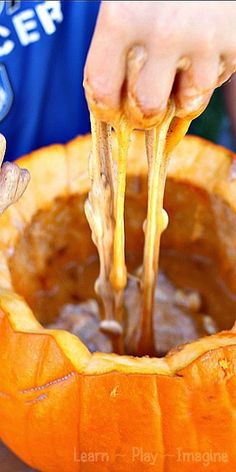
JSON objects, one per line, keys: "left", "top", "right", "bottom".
{"left": 8, "top": 162, "right": 236, "bottom": 357}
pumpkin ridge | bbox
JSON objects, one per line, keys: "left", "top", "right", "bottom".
{"left": 33, "top": 336, "right": 51, "bottom": 394}
{"left": 154, "top": 375, "right": 165, "bottom": 471}
{"left": 19, "top": 371, "right": 77, "bottom": 395}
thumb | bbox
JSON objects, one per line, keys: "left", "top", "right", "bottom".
{"left": 0, "top": 134, "right": 6, "bottom": 166}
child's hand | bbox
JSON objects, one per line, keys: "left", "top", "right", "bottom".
{"left": 84, "top": 1, "right": 236, "bottom": 126}
{"left": 0, "top": 135, "right": 30, "bottom": 214}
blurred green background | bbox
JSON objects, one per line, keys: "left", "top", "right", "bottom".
{"left": 189, "top": 88, "right": 235, "bottom": 151}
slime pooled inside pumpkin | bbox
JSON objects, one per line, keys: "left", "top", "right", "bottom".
{"left": 47, "top": 270, "right": 217, "bottom": 355}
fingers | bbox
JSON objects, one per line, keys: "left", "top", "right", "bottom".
{"left": 14, "top": 168, "right": 30, "bottom": 202}
{"left": 126, "top": 51, "right": 177, "bottom": 128}
{"left": 0, "top": 162, "right": 21, "bottom": 211}
{"left": 86, "top": 47, "right": 233, "bottom": 126}
{"left": 84, "top": 4, "right": 127, "bottom": 123}
{"left": 84, "top": 11, "right": 235, "bottom": 124}
{"left": 0, "top": 162, "right": 30, "bottom": 213}
{"left": 0, "top": 134, "right": 6, "bottom": 166}
{"left": 0, "top": 137, "right": 30, "bottom": 214}
{"left": 84, "top": 0, "right": 236, "bottom": 127}
{"left": 174, "top": 55, "right": 219, "bottom": 117}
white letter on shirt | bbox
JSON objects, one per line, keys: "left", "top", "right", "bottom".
{"left": 12, "top": 9, "right": 40, "bottom": 46}
{"left": 0, "top": 26, "right": 14, "bottom": 56}
{"left": 36, "top": 1, "right": 63, "bottom": 35}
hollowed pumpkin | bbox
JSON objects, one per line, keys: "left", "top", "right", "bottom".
{"left": 1, "top": 133, "right": 236, "bottom": 471}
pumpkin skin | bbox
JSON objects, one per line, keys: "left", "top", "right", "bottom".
{"left": 0, "top": 134, "right": 236, "bottom": 471}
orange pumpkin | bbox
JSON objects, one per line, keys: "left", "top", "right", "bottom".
{"left": 1, "top": 133, "right": 236, "bottom": 471}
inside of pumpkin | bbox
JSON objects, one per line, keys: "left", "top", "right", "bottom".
{"left": 8, "top": 169, "right": 236, "bottom": 358}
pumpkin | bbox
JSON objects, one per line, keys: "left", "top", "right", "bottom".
{"left": 1, "top": 132, "right": 236, "bottom": 472}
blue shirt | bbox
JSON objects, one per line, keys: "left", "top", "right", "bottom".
{"left": 0, "top": 0, "right": 100, "bottom": 161}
